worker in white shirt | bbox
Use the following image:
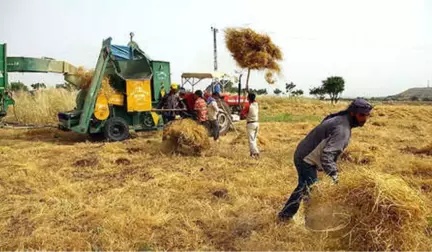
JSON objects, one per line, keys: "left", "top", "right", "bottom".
{"left": 207, "top": 92, "right": 220, "bottom": 141}
{"left": 240, "top": 93, "right": 260, "bottom": 158}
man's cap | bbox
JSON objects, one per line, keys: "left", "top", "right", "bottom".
{"left": 347, "top": 98, "right": 373, "bottom": 114}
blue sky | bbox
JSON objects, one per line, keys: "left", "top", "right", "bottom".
{"left": 1, "top": 0, "right": 431, "bottom": 97}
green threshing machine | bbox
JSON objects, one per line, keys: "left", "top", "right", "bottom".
{"left": 0, "top": 36, "right": 185, "bottom": 141}
{"left": 57, "top": 37, "right": 174, "bottom": 141}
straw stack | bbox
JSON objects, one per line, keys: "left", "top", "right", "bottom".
{"left": 162, "top": 119, "right": 211, "bottom": 155}
{"left": 307, "top": 169, "right": 430, "bottom": 251}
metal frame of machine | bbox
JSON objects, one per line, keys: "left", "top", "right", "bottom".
{"left": 0, "top": 44, "right": 15, "bottom": 118}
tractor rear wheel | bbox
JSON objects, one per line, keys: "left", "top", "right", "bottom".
{"left": 217, "top": 112, "right": 231, "bottom": 136}
{"left": 216, "top": 100, "right": 232, "bottom": 136}
{"left": 104, "top": 117, "right": 129, "bottom": 142}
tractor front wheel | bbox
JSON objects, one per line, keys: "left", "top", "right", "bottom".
{"left": 104, "top": 117, "right": 129, "bottom": 142}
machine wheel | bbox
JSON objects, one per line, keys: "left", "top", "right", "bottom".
{"left": 217, "top": 112, "right": 231, "bottom": 136}
{"left": 104, "top": 117, "right": 130, "bottom": 142}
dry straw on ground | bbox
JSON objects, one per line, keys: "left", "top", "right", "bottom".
{"left": 308, "top": 169, "right": 430, "bottom": 251}
{"left": 0, "top": 95, "right": 432, "bottom": 250}
{"left": 225, "top": 27, "right": 283, "bottom": 84}
{"left": 162, "top": 119, "right": 211, "bottom": 155}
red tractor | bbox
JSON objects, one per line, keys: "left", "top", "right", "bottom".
{"left": 181, "top": 72, "right": 249, "bottom": 112}
{"left": 180, "top": 72, "right": 249, "bottom": 134}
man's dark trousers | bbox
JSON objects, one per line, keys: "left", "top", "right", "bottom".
{"left": 279, "top": 157, "right": 318, "bottom": 219}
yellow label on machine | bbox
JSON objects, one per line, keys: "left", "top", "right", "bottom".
{"left": 94, "top": 94, "right": 110, "bottom": 120}
{"left": 126, "top": 79, "right": 152, "bottom": 112}
{"left": 108, "top": 92, "right": 124, "bottom": 106}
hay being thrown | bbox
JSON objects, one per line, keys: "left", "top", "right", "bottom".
{"left": 307, "top": 169, "right": 430, "bottom": 251}
{"left": 162, "top": 119, "right": 211, "bottom": 155}
{"left": 225, "top": 27, "right": 283, "bottom": 84}
{"left": 264, "top": 71, "right": 276, "bottom": 84}
{"left": 75, "top": 66, "right": 116, "bottom": 99}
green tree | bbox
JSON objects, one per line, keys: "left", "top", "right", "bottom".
{"left": 221, "top": 80, "right": 239, "bottom": 93}
{"left": 309, "top": 86, "right": 326, "bottom": 100}
{"left": 322, "top": 76, "right": 345, "bottom": 104}
{"left": 273, "top": 88, "right": 282, "bottom": 95}
{"left": 10, "top": 81, "right": 29, "bottom": 92}
{"left": 56, "top": 82, "right": 78, "bottom": 91}
{"left": 249, "top": 88, "right": 267, "bottom": 95}
{"left": 285, "top": 82, "right": 296, "bottom": 96}
{"left": 410, "top": 96, "right": 419, "bottom": 101}
{"left": 291, "top": 89, "right": 304, "bottom": 97}
{"left": 31, "top": 83, "right": 46, "bottom": 90}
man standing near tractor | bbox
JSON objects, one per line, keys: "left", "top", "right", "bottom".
{"left": 179, "top": 88, "right": 196, "bottom": 117}
{"left": 157, "top": 83, "right": 184, "bottom": 123}
{"left": 207, "top": 92, "right": 220, "bottom": 141}
{"left": 278, "top": 98, "right": 373, "bottom": 222}
{"left": 240, "top": 93, "right": 260, "bottom": 159}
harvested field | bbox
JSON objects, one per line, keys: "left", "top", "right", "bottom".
{"left": 1, "top": 92, "right": 432, "bottom": 250}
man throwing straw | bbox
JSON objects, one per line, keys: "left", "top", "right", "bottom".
{"left": 278, "top": 98, "right": 373, "bottom": 221}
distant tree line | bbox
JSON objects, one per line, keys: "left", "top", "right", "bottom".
{"left": 9, "top": 82, "right": 78, "bottom": 92}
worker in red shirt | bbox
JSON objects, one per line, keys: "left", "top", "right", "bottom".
{"left": 193, "top": 90, "right": 209, "bottom": 126}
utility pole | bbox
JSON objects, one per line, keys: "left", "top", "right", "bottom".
{"left": 211, "top": 26, "right": 218, "bottom": 71}
{"left": 428, "top": 80, "right": 430, "bottom": 88}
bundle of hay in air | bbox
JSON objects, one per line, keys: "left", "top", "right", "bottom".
{"left": 225, "top": 27, "right": 283, "bottom": 86}
{"left": 162, "top": 119, "right": 211, "bottom": 155}
{"left": 306, "top": 169, "right": 430, "bottom": 251}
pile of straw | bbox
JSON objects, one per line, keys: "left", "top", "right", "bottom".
{"left": 225, "top": 28, "right": 283, "bottom": 84}
{"left": 340, "top": 143, "right": 377, "bottom": 165}
{"left": 162, "top": 119, "right": 210, "bottom": 155}
{"left": 3, "top": 89, "right": 76, "bottom": 125}
{"left": 75, "top": 67, "right": 116, "bottom": 99}
{"left": 307, "top": 169, "right": 430, "bottom": 251}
